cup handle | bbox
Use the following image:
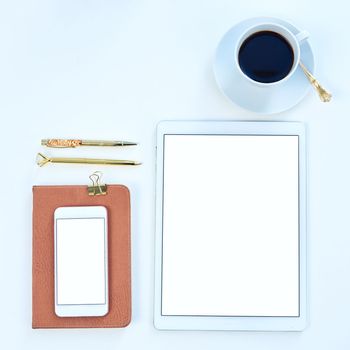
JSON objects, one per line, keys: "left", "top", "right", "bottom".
{"left": 295, "top": 30, "right": 309, "bottom": 43}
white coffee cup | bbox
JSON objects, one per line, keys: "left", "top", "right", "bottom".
{"left": 234, "top": 23, "right": 309, "bottom": 87}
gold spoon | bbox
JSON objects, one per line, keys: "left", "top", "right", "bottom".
{"left": 299, "top": 62, "right": 332, "bottom": 102}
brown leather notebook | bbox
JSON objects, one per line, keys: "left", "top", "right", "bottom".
{"left": 32, "top": 185, "right": 131, "bottom": 328}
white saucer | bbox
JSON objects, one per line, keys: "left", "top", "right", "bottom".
{"left": 214, "top": 17, "right": 314, "bottom": 114}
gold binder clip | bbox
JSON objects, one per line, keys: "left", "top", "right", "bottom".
{"left": 88, "top": 171, "right": 107, "bottom": 196}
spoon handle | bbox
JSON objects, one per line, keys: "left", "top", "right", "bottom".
{"left": 299, "top": 62, "right": 332, "bottom": 102}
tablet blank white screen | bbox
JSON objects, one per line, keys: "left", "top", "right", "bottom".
{"left": 161, "top": 135, "right": 299, "bottom": 317}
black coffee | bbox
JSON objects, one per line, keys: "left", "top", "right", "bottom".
{"left": 238, "top": 31, "right": 294, "bottom": 83}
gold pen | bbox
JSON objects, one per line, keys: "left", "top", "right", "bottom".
{"left": 37, "top": 153, "right": 141, "bottom": 167}
{"left": 41, "top": 139, "right": 138, "bottom": 148}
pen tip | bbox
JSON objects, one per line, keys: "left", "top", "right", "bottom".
{"left": 123, "top": 141, "right": 138, "bottom": 146}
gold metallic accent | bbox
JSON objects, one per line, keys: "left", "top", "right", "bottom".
{"left": 41, "top": 139, "right": 137, "bottom": 148}
{"left": 36, "top": 153, "right": 51, "bottom": 167}
{"left": 41, "top": 139, "right": 82, "bottom": 148}
{"left": 87, "top": 171, "right": 107, "bottom": 196}
{"left": 299, "top": 62, "right": 332, "bottom": 102}
{"left": 36, "top": 153, "right": 141, "bottom": 167}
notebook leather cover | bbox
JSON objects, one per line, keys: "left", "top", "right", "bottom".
{"left": 32, "top": 185, "right": 131, "bottom": 328}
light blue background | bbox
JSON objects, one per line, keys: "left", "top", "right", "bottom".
{"left": 0, "top": 0, "right": 349, "bottom": 349}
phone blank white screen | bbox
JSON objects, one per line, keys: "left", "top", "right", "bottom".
{"left": 161, "top": 135, "right": 299, "bottom": 317}
{"left": 56, "top": 218, "right": 106, "bottom": 305}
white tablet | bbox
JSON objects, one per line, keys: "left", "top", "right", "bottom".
{"left": 154, "top": 121, "right": 307, "bottom": 331}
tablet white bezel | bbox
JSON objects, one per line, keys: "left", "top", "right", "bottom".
{"left": 154, "top": 121, "right": 307, "bottom": 331}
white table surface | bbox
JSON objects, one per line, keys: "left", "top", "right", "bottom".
{"left": 1, "top": 0, "right": 349, "bottom": 349}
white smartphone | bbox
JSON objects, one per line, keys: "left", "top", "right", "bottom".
{"left": 54, "top": 206, "right": 109, "bottom": 317}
